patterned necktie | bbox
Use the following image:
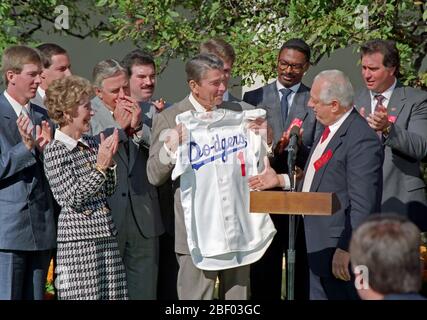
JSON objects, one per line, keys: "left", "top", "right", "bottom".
{"left": 320, "top": 126, "right": 330, "bottom": 143}
{"left": 374, "top": 94, "right": 385, "bottom": 112}
{"left": 374, "top": 94, "right": 386, "bottom": 139}
{"left": 279, "top": 88, "right": 292, "bottom": 126}
{"left": 20, "top": 106, "right": 34, "bottom": 133}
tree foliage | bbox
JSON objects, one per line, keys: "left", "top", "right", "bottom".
{"left": 97, "top": 0, "right": 426, "bottom": 88}
{"left": 0, "top": 0, "right": 109, "bottom": 52}
{"left": 0, "top": 0, "right": 425, "bottom": 88}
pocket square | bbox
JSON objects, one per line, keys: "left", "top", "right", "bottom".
{"left": 314, "top": 149, "right": 333, "bottom": 171}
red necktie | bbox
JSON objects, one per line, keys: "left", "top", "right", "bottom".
{"left": 320, "top": 126, "right": 330, "bottom": 143}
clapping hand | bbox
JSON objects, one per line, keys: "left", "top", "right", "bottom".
{"left": 367, "top": 105, "right": 389, "bottom": 132}
{"left": 97, "top": 128, "right": 119, "bottom": 170}
{"left": 152, "top": 98, "right": 166, "bottom": 112}
{"left": 17, "top": 115, "right": 52, "bottom": 152}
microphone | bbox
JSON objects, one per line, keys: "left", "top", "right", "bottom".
{"left": 287, "top": 125, "right": 300, "bottom": 190}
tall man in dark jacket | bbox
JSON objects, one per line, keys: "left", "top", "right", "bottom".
{"left": 243, "top": 39, "right": 320, "bottom": 300}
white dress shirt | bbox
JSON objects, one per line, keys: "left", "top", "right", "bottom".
{"left": 302, "top": 108, "right": 353, "bottom": 192}
{"left": 276, "top": 80, "right": 301, "bottom": 115}
{"left": 369, "top": 79, "right": 396, "bottom": 113}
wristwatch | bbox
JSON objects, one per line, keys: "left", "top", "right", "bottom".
{"left": 382, "top": 122, "right": 392, "bottom": 137}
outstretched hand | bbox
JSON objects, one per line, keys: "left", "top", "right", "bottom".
{"left": 248, "top": 156, "right": 282, "bottom": 190}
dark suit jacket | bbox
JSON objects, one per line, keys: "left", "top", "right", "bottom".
{"left": 147, "top": 96, "right": 245, "bottom": 254}
{"left": 0, "top": 93, "right": 56, "bottom": 250}
{"left": 302, "top": 109, "right": 383, "bottom": 277}
{"left": 139, "top": 100, "right": 175, "bottom": 235}
{"left": 354, "top": 82, "right": 427, "bottom": 231}
{"left": 384, "top": 293, "right": 427, "bottom": 300}
{"left": 90, "top": 97, "right": 164, "bottom": 239}
{"left": 243, "top": 81, "right": 321, "bottom": 149}
{"left": 227, "top": 92, "right": 254, "bottom": 110}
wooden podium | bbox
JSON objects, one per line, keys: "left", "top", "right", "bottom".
{"left": 250, "top": 191, "right": 340, "bottom": 300}
{"left": 250, "top": 191, "right": 340, "bottom": 215}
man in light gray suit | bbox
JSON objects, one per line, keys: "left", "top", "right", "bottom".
{"left": 90, "top": 59, "right": 164, "bottom": 299}
{"left": 243, "top": 38, "right": 320, "bottom": 300}
{"left": 0, "top": 45, "right": 56, "bottom": 299}
{"left": 354, "top": 39, "right": 427, "bottom": 232}
{"left": 121, "top": 49, "right": 177, "bottom": 300}
{"left": 147, "top": 54, "right": 253, "bottom": 299}
{"left": 200, "top": 38, "right": 253, "bottom": 110}
{"left": 31, "top": 43, "right": 71, "bottom": 109}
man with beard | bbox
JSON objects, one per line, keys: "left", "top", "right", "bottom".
{"left": 243, "top": 38, "right": 321, "bottom": 300}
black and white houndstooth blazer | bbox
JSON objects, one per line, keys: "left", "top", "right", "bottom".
{"left": 44, "top": 134, "right": 118, "bottom": 242}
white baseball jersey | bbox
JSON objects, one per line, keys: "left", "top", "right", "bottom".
{"left": 172, "top": 108, "right": 276, "bottom": 271}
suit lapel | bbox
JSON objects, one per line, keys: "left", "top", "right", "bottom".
{"left": 262, "top": 83, "right": 282, "bottom": 141}
{"left": 356, "top": 88, "right": 371, "bottom": 119}
{"left": 388, "top": 81, "right": 405, "bottom": 120}
{"left": 309, "top": 110, "right": 356, "bottom": 192}
{"left": 287, "top": 84, "right": 309, "bottom": 128}
{"left": 0, "top": 93, "right": 21, "bottom": 145}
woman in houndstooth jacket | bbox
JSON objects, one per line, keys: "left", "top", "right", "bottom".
{"left": 41, "top": 75, "right": 128, "bottom": 300}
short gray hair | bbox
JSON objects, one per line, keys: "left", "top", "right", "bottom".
{"left": 314, "top": 70, "right": 354, "bottom": 108}
{"left": 92, "top": 59, "right": 126, "bottom": 88}
{"left": 185, "top": 53, "right": 223, "bottom": 83}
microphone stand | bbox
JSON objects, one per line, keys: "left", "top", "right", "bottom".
{"left": 287, "top": 151, "right": 297, "bottom": 300}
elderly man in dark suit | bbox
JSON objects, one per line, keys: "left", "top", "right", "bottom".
{"left": 90, "top": 59, "right": 164, "bottom": 300}
{"left": 250, "top": 70, "right": 383, "bottom": 299}
{"left": 354, "top": 39, "right": 427, "bottom": 232}
{"left": 0, "top": 45, "right": 56, "bottom": 299}
{"left": 243, "top": 38, "right": 320, "bottom": 300}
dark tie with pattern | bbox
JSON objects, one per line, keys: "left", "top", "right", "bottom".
{"left": 374, "top": 94, "right": 386, "bottom": 139}
{"left": 20, "top": 106, "right": 35, "bottom": 136}
{"left": 280, "top": 88, "right": 292, "bottom": 126}
{"left": 374, "top": 94, "right": 385, "bottom": 112}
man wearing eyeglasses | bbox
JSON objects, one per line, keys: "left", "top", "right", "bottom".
{"left": 243, "top": 38, "right": 321, "bottom": 300}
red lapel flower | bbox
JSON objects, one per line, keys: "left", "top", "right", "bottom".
{"left": 314, "top": 149, "right": 333, "bottom": 171}
{"left": 388, "top": 115, "right": 397, "bottom": 123}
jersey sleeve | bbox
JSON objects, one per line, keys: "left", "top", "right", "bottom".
{"left": 171, "top": 111, "right": 191, "bottom": 180}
